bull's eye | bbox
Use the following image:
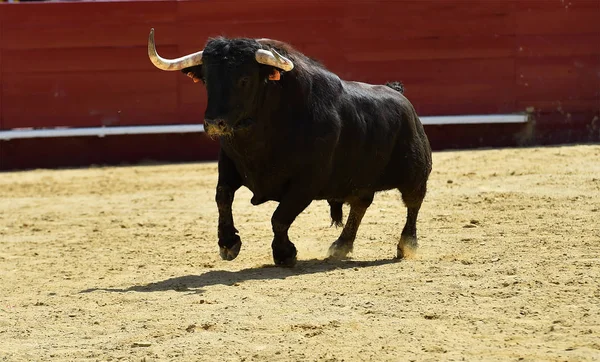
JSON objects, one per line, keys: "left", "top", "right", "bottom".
{"left": 238, "top": 76, "right": 250, "bottom": 88}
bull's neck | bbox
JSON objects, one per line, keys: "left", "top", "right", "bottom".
{"left": 219, "top": 123, "right": 268, "bottom": 158}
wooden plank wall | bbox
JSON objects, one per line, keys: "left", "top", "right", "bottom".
{"left": 515, "top": 0, "right": 600, "bottom": 144}
{"left": 0, "top": 0, "right": 599, "bottom": 170}
{"left": 0, "top": 1, "right": 180, "bottom": 129}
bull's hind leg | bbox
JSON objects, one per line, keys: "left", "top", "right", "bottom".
{"left": 397, "top": 185, "right": 426, "bottom": 259}
{"left": 327, "top": 193, "right": 374, "bottom": 260}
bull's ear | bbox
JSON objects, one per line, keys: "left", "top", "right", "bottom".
{"left": 181, "top": 66, "right": 203, "bottom": 83}
{"left": 268, "top": 68, "right": 281, "bottom": 81}
{"left": 186, "top": 72, "right": 202, "bottom": 83}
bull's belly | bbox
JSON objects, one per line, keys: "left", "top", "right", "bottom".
{"left": 243, "top": 169, "right": 397, "bottom": 204}
{"left": 236, "top": 148, "right": 400, "bottom": 204}
{"left": 316, "top": 173, "right": 394, "bottom": 200}
{"left": 316, "top": 181, "right": 391, "bottom": 201}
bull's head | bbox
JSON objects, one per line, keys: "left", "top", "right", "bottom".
{"left": 147, "top": 28, "right": 294, "bottom": 138}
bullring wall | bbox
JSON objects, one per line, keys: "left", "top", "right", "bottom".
{"left": 0, "top": 0, "right": 598, "bottom": 170}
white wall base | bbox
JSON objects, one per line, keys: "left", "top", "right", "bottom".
{"left": 0, "top": 114, "right": 528, "bottom": 141}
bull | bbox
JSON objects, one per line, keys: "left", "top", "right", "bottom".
{"left": 148, "top": 29, "right": 432, "bottom": 267}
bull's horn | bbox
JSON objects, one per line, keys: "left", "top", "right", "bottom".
{"left": 148, "top": 28, "right": 203, "bottom": 71}
{"left": 255, "top": 49, "right": 294, "bottom": 72}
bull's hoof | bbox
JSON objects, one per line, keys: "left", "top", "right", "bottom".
{"left": 274, "top": 255, "right": 297, "bottom": 268}
{"left": 272, "top": 243, "right": 297, "bottom": 268}
{"left": 219, "top": 236, "right": 242, "bottom": 261}
{"left": 326, "top": 239, "right": 353, "bottom": 260}
{"left": 397, "top": 236, "right": 417, "bottom": 259}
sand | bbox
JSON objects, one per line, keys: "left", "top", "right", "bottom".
{"left": 1, "top": 144, "right": 599, "bottom": 361}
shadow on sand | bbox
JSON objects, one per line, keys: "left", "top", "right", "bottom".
{"left": 80, "top": 257, "right": 399, "bottom": 295}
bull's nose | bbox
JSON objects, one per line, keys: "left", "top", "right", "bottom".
{"left": 204, "top": 118, "right": 226, "bottom": 129}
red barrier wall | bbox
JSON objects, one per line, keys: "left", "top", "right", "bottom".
{"left": 1, "top": 0, "right": 599, "bottom": 170}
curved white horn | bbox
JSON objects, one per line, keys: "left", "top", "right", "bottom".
{"left": 148, "top": 28, "right": 203, "bottom": 71}
{"left": 255, "top": 49, "right": 294, "bottom": 72}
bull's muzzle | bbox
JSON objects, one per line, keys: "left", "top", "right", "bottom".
{"left": 204, "top": 118, "right": 231, "bottom": 138}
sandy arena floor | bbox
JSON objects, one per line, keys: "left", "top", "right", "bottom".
{"left": 1, "top": 144, "right": 599, "bottom": 361}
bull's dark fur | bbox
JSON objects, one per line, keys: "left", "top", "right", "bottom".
{"left": 179, "top": 37, "right": 432, "bottom": 266}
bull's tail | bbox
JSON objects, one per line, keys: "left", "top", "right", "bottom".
{"left": 328, "top": 200, "right": 344, "bottom": 227}
{"left": 385, "top": 81, "right": 405, "bottom": 94}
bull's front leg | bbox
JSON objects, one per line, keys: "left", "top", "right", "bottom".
{"left": 271, "top": 190, "right": 314, "bottom": 267}
{"left": 215, "top": 151, "right": 242, "bottom": 261}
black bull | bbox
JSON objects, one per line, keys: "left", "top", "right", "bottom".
{"left": 148, "top": 30, "right": 432, "bottom": 267}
